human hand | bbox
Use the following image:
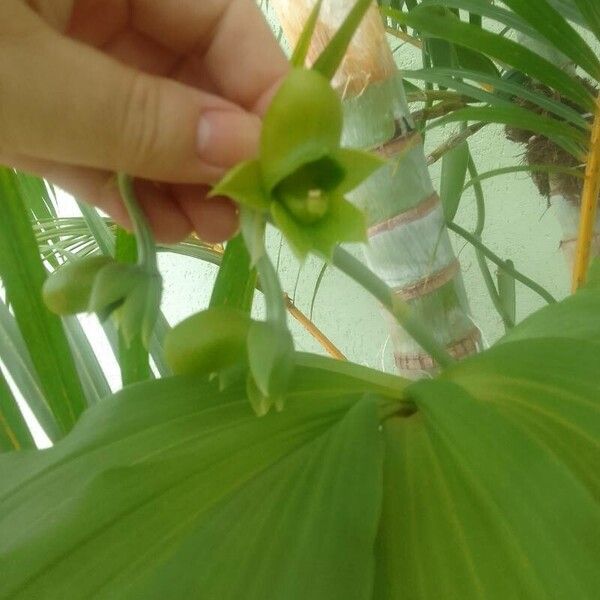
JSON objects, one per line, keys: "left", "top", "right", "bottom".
{"left": 0, "top": 0, "right": 288, "bottom": 243}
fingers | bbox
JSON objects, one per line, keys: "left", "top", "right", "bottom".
{"left": 201, "top": 0, "right": 289, "bottom": 113}
{"left": 0, "top": 15, "right": 261, "bottom": 185}
{"left": 175, "top": 187, "right": 239, "bottom": 244}
{"left": 1, "top": 154, "right": 238, "bottom": 244}
{"left": 128, "top": 0, "right": 288, "bottom": 113}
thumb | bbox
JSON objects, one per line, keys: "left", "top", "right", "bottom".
{"left": 0, "top": 25, "right": 261, "bottom": 184}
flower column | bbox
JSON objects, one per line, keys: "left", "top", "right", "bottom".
{"left": 272, "top": 0, "right": 479, "bottom": 375}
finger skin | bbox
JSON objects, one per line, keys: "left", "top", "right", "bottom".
{"left": 0, "top": 25, "right": 260, "bottom": 183}
{"left": 1, "top": 0, "right": 286, "bottom": 242}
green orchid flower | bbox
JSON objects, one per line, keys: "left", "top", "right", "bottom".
{"left": 44, "top": 255, "right": 161, "bottom": 347}
{"left": 87, "top": 261, "right": 162, "bottom": 347}
{"left": 213, "top": 68, "right": 385, "bottom": 260}
{"left": 43, "top": 174, "right": 162, "bottom": 348}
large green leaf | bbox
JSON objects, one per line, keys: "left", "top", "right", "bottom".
{"left": 0, "top": 359, "right": 393, "bottom": 599}
{"left": 377, "top": 338, "right": 600, "bottom": 599}
{"left": 499, "top": 286, "right": 600, "bottom": 345}
{"left": 445, "top": 338, "right": 600, "bottom": 501}
{"left": 133, "top": 397, "right": 381, "bottom": 600}
{"left": 0, "top": 168, "right": 87, "bottom": 434}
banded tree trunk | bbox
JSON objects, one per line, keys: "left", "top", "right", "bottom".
{"left": 516, "top": 33, "right": 600, "bottom": 268}
{"left": 271, "top": 0, "right": 479, "bottom": 376}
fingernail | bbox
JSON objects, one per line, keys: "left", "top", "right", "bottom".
{"left": 197, "top": 110, "right": 261, "bottom": 168}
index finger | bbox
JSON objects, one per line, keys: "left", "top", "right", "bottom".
{"left": 131, "top": 0, "right": 289, "bottom": 113}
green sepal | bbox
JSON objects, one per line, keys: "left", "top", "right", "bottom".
{"left": 312, "top": 0, "right": 374, "bottom": 80}
{"left": 217, "top": 361, "right": 248, "bottom": 392}
{"left": 164, "top": 307, "right": 252, "bottom": 377}
{"left": 88, "top": 262, "right": 140, "bottom": 315}
{"left": 247, "top": 321, "right": 295, "bottom": 403}
{"left": 118, "top": 273, "right": 162, "bottom": 348}
{"left": 211, "top": 159, "right": 270, "bottom": 212}
{"left": 332, "top": 148, "right": 386, "bottom": 194}
{"left": 246, "top": 372, "right": 274, "bottom": 417}
{"left": 261, "top": 69, "right": 343, "bottom": 191}
{"left": 271, "top": 194, "right": 367, "bottom": 260}
{"left": 290, "top": 0, "right": 324, "bottom": 67}
{"left": 42, "top": 255, "right": 113, "bottom": 316}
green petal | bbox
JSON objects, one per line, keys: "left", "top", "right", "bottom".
{"left": 272, "top": 195, "right": 367, "bottom": 260}
{"left": 245, "top": 372, "right": 274, "bottom": 417}
{"left": 88, "top": 262, "right": 139, "bottom": 314}
{"left": 211, "top": 159, "right": 270, "bottom": 212}
{"left": 118, "top": 274, "right": 162, "bottom": 348}
{"left": 332, "top": 148, "right": 386, "bottom": 194}
{"left": 271, "top": 202, "right": 315, "bottom": 260}
{"left": 247, "top": 321, "right": 295, "bottom": 404}
{"left": 165, "top": 307, "right": 251, "bottom": 377}
{"left": 261, "top": 69, "right": 343, "bottom": 191}
{"left": 42, "top": 256, "right": 113, "bottom": 315}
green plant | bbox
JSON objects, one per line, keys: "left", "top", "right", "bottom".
{"left": 382, "top": 0, "right": 600, "bottom": 284}
{"left": 1, "top": 1, "right": 600, "bottom": 599}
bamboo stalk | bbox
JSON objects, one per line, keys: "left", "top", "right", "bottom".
{"left": 573, "top": 93, "right": 600, "bottom": 291}
{"left": 270, "top": 0, "right": 479, "bottom": 376}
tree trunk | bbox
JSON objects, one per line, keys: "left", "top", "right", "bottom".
{"left": 516, "top": 33, "right": 600, "bottom": 268}
{"left": 271, "top": 0, "right": 479, "bottom": 376}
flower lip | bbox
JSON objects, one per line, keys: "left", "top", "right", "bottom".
{"left": 274, "top": 156, "right": 345, "bottom": 224}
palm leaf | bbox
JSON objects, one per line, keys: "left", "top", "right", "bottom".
{"left": 0, "top": 168, "right": 87, "bottom": 434}
{"left": 384, "top": 6, "right": 596, "bottom": 111}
